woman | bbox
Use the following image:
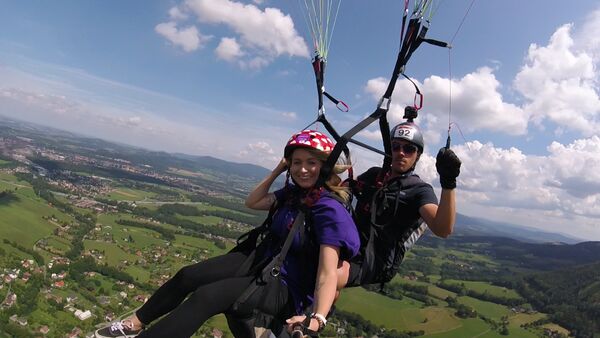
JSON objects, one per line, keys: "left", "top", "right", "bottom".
{"left": 95, "top": 130, "right": 359, "bottom": 338}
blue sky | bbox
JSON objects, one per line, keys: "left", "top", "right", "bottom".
{"left": 1, "top": 1, "right": 599, "bottom": 240}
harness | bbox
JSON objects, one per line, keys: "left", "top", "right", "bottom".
{"left": 230, "top": 189, "right": 348, "bottom": 334}
{"left": 351, "top": 169, "right": 428, "bottom": 287}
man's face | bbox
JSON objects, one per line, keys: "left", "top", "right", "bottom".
{"left": 391, "top": 139, "right": 419, "bottom": 175}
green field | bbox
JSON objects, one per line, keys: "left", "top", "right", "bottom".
{"left": 337, "top": 287, "right": 543, "bottom": 336}
{"left": 45, "top": 235, "right": 72, "bottom": 252}
{"left": 423, "top": 318, "right": 501, "bottom": 338}
{"left": 0, "top": 180, "right": 18, "bottom": 191}
{"left": 457, "top": 296, "right": 511, "bottom": 319}
{"left": 446, "top": 280, "right": 522, "bottom": 299}
{"left": 337, "top": 287, "right": 462, "bottom": 333}
{"left": 0, "top": 187, "right": 67, "bottom": 248}
{"left": 103, "top": 187, "right": 157, "bottom": 201}
{"left": 181, "top": 214, "right": 223, "bottom": 225}
{"left": 429, "top": 285, "right": 457, "bottom": 299}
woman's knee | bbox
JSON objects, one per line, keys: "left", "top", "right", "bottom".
{"left": 336, "top": 260, "right": 350, "bottom": 290}
{"left": 171, "top": 264, "right": 203, "bottom": 291}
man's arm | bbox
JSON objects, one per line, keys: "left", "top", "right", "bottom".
{"left": 420, "top": 147, "right": 461, "bottom": 238}
{"left": 419, "top": 188, "right": 455, "bottom": 238}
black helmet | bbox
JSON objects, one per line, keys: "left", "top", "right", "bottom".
{"left": 390, "top": 122, "right": 424, "bottom": 152}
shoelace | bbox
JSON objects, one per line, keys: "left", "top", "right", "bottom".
{"left": 109, "top": 321, "right": 131, "bottom": 336}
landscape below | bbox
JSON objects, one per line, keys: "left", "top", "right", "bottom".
{"left": 0, "top": 118, "right": 598, "bottom": 338}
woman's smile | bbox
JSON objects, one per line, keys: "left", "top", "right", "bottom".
{"left": 290, "top": 148, "right": 322, "bottom": 189}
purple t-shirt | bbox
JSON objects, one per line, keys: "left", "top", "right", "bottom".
{"left": 269, "top": 187, "right": 359, "bottom": 313}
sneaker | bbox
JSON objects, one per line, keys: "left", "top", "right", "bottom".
{"left": 95, "top": 320, "right": 143, "bottom": 338}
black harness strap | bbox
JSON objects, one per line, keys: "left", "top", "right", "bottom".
{"left": 316, "top": 12, "right": 450, "bottom": 187}
{"left": 232, "top": 202, "right": 278, "bottom": 277}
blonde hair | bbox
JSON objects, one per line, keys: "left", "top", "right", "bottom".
{"left": 288, "top": 147, "right": 352, "bottom": 204}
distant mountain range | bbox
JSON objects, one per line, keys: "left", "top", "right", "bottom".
{"left": 453, "top": 213, "right": 583, "bottom": 244}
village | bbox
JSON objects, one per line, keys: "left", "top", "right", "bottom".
{"left": 0, "top": 135, "right": 247, "bottom": 337}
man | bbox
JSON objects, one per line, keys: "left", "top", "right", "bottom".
{"left": 341, "top": 120, "right": 461, "bottom": 287}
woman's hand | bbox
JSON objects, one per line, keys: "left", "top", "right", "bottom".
{"left": 285, "top": 315, "right": 319, "bottom": 333}
{"left": 274, "top": 157, "right": 288, "bottom": 175}
{"left": 245, "top": 158, "right": 288, "bottom": 210}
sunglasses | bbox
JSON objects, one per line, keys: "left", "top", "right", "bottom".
{"left": 391, "top": 143, "right": 418, "bottom": 154}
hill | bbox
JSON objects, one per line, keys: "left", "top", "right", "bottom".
{"left": 517, "top": 261, "right": 600, "bottom": 337}
{"left": 422, "top": 234, "right": 600, "bottom": 271}
{"left": 454, "top": 213, "right": 582, "bottom": 244}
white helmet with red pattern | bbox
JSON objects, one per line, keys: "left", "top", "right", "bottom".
{"left": 284, "top": 130, "right": 334, "bottom": 158}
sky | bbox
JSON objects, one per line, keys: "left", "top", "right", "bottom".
{"left": 0, "top": 1, "right": 599, "bottom": 241}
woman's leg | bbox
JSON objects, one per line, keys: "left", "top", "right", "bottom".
{"left": 136, "top": 276, "right": 255, "bottom": 338}
{"left": 226, "top": 314, "right": 257, "bottom": 338}
{"left": 135, "top": 251, "right": 251, "bottom": 325}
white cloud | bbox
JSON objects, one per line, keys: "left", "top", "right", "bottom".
{"left": 281, "top": 111, "right": 297, "bottom": 120}
{"left": 574, "top": 8, "right": 600, "bottom": 59}
{"left": 363, "top": 69, "right": 528, "bottom": 146}
{"left": 185, "top": 0, "right": 308, "bottom": 56}
{"left": 168, "top": 6, "right": 189, "bottom": 21}
{"left": 1, "top": 88, "right": 79, "bottom": 115}
{"left": 357, "top": 129, "right": 382, "bottom": 141}
{"left": 155, "top": 22, "right": 211, "bottom": 52}
{"left": 545, "top": 136, "right": 600, "bottom": 200}
{"left": 157, "top": 1, "right": 309, "bottom": 68}
{"left": 248, "top": 141, "right": 274, "bottom": 154}
{"left": 362, "top": 13, "right": 600, "bottom": 147}
{"left": 426, "top": 138, "right": 600, "bottom": 227}
{"left": 0, "top": 65, "right": 283, "bottom": 161}
{"left": 238, "top": 141, "right": 280, "bottom": 164}
{"left": 241, "top": 56, "right": 270, "bottom": 70}
{"left": 514, "top": 24, "right": 600, "bottom": 136}
{"left": 215, "top": 37, "right": 244, "bottom": 61}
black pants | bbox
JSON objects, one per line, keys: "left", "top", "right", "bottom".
{"left": 135, "top": 251, "right": 293, "bottom": 338}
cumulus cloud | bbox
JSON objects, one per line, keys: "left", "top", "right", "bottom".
{"left": 361, "top": 11, "right": 600, "bottom": 146}
{"left": 156, "top": 0, "right": 309, "bottom": 68}
{"left": 545, "top": 136, "right": 600, "bottom": 199}
{"left": 215, "top": 37, "right": 244, "bottom": 61}
{"left": 248, "top": 141, "right": 274, "bottom": 154}
{"left": 155, "top": 21, "right": 211, "bottom": 52}
{"left": 168, "top": 6, "right": 189, "bottom": 21}
{"left": 514, "top": 24, "right": 600, "bottom": 136}
{"left": 574, "top": 8, "right": 600, "bottom": 59}
{"left": 440, "top": 137, "right": 600, "bottom": 222}
{"left": 357, "top": 129, "right": 382, "bottom": 141}
{"left": 363, "top": 69, "right": 528, "bottom": 146}
{"left": 238, "top": 141, "right": 280, "bottom": 164}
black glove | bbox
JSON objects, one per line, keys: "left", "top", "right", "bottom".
{"left": 436, "top": 147, "right": 461, "bottom": 189}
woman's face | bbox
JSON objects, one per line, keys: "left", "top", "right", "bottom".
{"left": 289, "top": 148, "right": 323, "bottom": 189}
